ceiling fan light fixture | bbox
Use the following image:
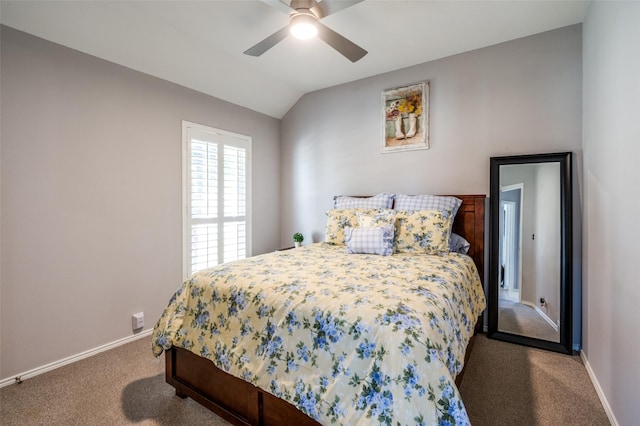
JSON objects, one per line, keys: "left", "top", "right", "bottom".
{"left": 245, "top": 1, "right": 367, "bottom": 62}
{"left": 289, "top": 12, "right": 318, "bottom": 40}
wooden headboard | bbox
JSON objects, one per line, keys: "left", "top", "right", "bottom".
{"left": 449, "top": 195, "right": 485, "bottom": 284}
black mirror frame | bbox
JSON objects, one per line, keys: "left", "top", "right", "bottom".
{"left": 488, "top": 152, "right": 573, "bottom": 354}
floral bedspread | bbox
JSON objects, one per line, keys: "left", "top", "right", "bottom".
{"left": 152, "top": 243, "right": 485, "bottom": 425}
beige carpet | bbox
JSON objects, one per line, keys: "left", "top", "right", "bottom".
{"left": 459, "top": 335, "right": 609, "bottom": 426}
{"left": 499, "top": 299, "right": 560, "bottom": 342}
{"left": 0, "top": 336, "right": 228, "bottom": 426}
{"left": 0, "top": 334, "right": 609, "bottom": 425}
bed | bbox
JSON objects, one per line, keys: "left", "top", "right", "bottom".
{"left": 152, "top": 194, "right": 485, "bottom": 426}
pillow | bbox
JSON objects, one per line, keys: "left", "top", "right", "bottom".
{"left": 394, "top": 194, "right": 462, "bottom": 218}
{"left": 333, "top": 192, "right": 395, "bottom": 209}
{"left": 357, "top": 209, "right": 396, "bottom": 228}
{"left": 324, "top": 208, "right": 383, "bottom": 245}
{"left": 450, "top": 233, "right": 471, "bottom": 254}
{"left": 345, "top": 225, "right": 395, "bottom": 256}
{"left": 394, "top": 209, "right": 453, "bottom": 255}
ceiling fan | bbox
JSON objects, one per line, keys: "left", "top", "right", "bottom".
{"left": 244, "top": 0, "right": 368, "bottom": 63}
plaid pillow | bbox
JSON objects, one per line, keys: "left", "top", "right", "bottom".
{"left": 344, "top": 225, "right": 395, "bottom": 256}
{"left": 334, "top": 193, "right": 395, "bottom": 209}
{"left": 394, "top": 194, "right": 462, "bottom": 217}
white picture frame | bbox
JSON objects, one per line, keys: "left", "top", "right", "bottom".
{"left": 382, "top": 81, "right": 429, "bottom": 153}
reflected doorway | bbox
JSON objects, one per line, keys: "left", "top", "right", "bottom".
{"left": 499, "top": 185, "right": 522, "bottom": 304}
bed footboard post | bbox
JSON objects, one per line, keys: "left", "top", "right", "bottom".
{"left": 165, "top": 347, "right": 172, "bottom": 381}
{"left": 165, "top": 347, "right": 176, "bottom": 387}
{"left": 165, "top": 346, "right": 186, "bottom": 399}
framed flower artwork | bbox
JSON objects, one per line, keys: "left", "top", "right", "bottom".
{"left": 381, "top": 81, "right": 429, "bottom": 153}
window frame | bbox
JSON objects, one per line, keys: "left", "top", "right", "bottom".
{"left": 182, "top": 120, "right": 252, "bottom": 279}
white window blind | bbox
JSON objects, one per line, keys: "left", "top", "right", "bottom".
{"left": 183, "top": 121, "right": 251, "bottom": 278}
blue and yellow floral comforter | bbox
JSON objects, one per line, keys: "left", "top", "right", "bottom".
{"left": 152, "top": 243, "right": 485, "bottom": 425}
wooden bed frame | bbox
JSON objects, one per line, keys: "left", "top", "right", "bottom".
{"left": 164, "top": 194, "right": 486, "bottom": 426}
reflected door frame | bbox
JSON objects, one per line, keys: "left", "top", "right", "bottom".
{"left": 499, "top": 184, "right": 523, "bottom": 303}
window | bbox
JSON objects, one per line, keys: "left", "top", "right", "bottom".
{"left": 183, "top": 121, "right": 251, "bottom": 278}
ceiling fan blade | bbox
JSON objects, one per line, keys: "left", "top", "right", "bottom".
{"left": 311, "top": 0, "right": 364, "bottom": 19}
{"left": 244, "top": 26, "right": 290, "bottom": 57}
{"left": 259, "top": 0, "right": 294, "bottom": 14}
{"left": 316, "top": 22, "right": 367, "bottom": 62}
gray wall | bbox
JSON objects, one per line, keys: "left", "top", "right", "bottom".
{"left": 533, "top": 164, "right": 561, "bottom": 326}
{"left": 280, "top": 25, "right": 583, "bottom": 247}
{"left": 583, "top": 2, "right": 640, "bottom": 425}
{"left": 0, "top": 26, "right": 281, "bottom": 379}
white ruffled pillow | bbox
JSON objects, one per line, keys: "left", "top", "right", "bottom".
{"left": 357, "top": 209, "right": 396, "bottom": 227}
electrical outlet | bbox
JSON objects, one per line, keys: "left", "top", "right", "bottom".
{"left": 132, "top": 312, "right": 144, "bottom": 330}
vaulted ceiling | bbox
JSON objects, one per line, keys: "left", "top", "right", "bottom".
{"left": 0, "top": 1, "right": 590, "bottom": 118}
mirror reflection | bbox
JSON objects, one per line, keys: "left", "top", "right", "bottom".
{"left": 489, "top": 152, "right": 572, "bottom": 354}
{"left": 498, "top": 163, "right": 560, "bottom": 342}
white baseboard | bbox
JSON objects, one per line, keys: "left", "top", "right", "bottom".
{"left": 521, "top": 300, "right": 559, "bottom": 332}
{"left": 0, "top": 329, "right": 153, "bottom": 389}
{"left": 580, "top": 350, "right": 619, "bottom": 426}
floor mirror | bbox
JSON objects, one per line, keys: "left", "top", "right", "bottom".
{"left": 488, "top": 152, "right": 573, "bottom": 354}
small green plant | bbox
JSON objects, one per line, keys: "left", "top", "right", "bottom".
{"left": 293, "top": 232, "right": 304, "bottom": 243}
